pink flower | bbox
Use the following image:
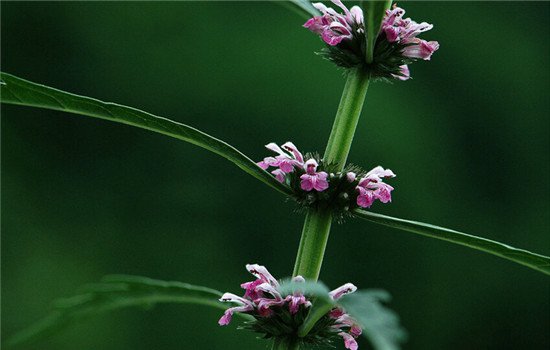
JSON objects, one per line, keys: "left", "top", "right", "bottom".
{"left": 271, "top": 169, "right": 286, "bottom": 183}
{"left": 339, "top": 332, "right": 359, "bottom": 350}
{"left": 304, "top": 0, "right": 364, "bottom": 46}
{"left": 255, "top": 282, "right": 286, "bottom": 316}
{"left": 246, "top": 263, "right": 280, "bottom": 289}
{"left": 357, "top": 186, "right": 376, "bottom": 208}
{"left": 240, "top": 264, "right": 286, "bottom": 318}
{"left": 241, "top": 279, "right": 264, "bottom": 300}
{"left": 356, "top": 166, "right": 396, "bottom": 208}
{"left": 329, "top": 282, "right": 358, "bottom": 300}
{"left": 392, "top": 64, "right": 410, "bottom": 81}
{"left": 334, "top": 314, "right": 363, "bottom": 346}
{"left": 402, "top": 39, "right": 440, "bottom": 60}
{"left": 300, "top": 159, "right": 329, "bottom": 192}
{"left": 257, "top": 141, "right": 331, "bottom": 192}
{"left": 327, "top": 283, "right": 363, "bottom": 350}
{"left": 363, "top": 166, "right": 396, "bottom": 180}
{"left": 258, "top": 142, "right": 304, "bottom": 174}
{"left": 381, "top": 5, "right": 439, "bottom": 60}
{"left": 350, "top": 324, "right": 362, "bottom": 338}
{"left": 330, "top": 308, "right": 345, "bottom": 319}
{"left": 218, "top": 293, "right": 254, "bottom": 325}
{"left": 220, "top": 264, "right": 363, "bottom": 349}
{"left": 286, "top": 294, "right": 310, "bottom": 314}
{"left": 285, "top": 276, "right": 312, "bottom": 314}
{"left": 219, "top": 264, "right": 313, "bottom": 325}
{"left": 304, "top": 1, "right": 438, "bottom": 79}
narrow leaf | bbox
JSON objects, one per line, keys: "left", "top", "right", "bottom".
{"left": 363, "top": 0, "right": 392, "bottom": 63}
{"left": 354, "top": 210, "right": 550, "bottom": 275}
{"left": 6, "top": 275, "right": 226, "bottom": 347}
{"left": 0, "top": 72, "right": 293, "bottom": 197}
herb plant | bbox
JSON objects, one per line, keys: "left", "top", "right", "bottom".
{"left": 2, "top": 1, "right": 548, "bottom": 350}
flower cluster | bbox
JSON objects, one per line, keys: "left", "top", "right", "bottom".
{"left": 258, "top": 142, "right": 395, "bottom": 215}
{"left": 304, "top": 1, "right": 439, "bottom": 80}
{"left": 381, "top": 5, "right": 439, "bottom": 80}
{"left": 258, "top": 142, "right": 329, "bottom": 192}
{"left": 353, "top": 166, "right": 395, "bottom": 208}
{"left": 303, "top": 0, "right": 364, "bottom": 47}
{"left": 219, "top": 264, "right": 362, "bottom": 350}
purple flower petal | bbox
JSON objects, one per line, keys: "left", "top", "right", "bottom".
{"left": 300, "top": 175, "right": 315, "bottom": 191}
{"left": 392, "top": 65, "right": 410, "bottom": 81}
{"left": 282, "top": 141, "right": 304, "bottom": 163}
{"left": 402, "top": 39, "right": 439, "bottom": 60}
{"left": 304, "top": 0, "right": 362, "bottom": 47}
{"left": 367, "top": 166, "right": 396, "bottom": 179}
{"left": 272, "top": 169, "right": 286, "bottom": 183}
{"left": 218, "top": 309, "right": 233, "bottom": 325}
{"left": 218, "top": 293, "right": 254, "bottom": 326}
{"left": 356, "top": 186, "right": 375, "bottom": 208}
{"left": 241, "top": 279, "right": 264, "bottom": 300}
{"left": 246, "top": 264, "right": 280, "bottom": 288}
{"left": 300, "top": 163, "right": 329, "bottom": 192}
{"left": 374, "top": 183, "right": 394, "bottom": 203}
{"left": 264, "top": 142, "right": 286, "bottom": 156}
{"left": 329, "top": 283, "right": 357, "bottom": 300}
{"left": 384, "top": 25, "right": 401, "bottom": 43}
{"left": 304, "top": 159, "right": 318, "bottom": 174}
{"left": 339, "top": 332, "right": 359, "bottom": 350}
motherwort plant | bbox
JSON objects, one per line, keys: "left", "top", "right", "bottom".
{"left": 2, "top": 2, "right": 548, "bottom": 350}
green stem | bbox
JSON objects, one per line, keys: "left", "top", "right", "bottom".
{"left": 293, "top": 68, "right": 371, "bottom": 282}
{"left": 324, "top": 68, "right": 371, "bottom": 170}
{"left": 297, "top": 301, "right": 334, "bottom": 337}
{"left": 292, "top": 209, "right": 333, "bottom": 281}
{"left": 364, "top": 0, "right": 392, "bottom": 64}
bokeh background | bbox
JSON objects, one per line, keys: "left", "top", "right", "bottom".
{"left": 2, "top": 2, "right": 549, "bottom": 349}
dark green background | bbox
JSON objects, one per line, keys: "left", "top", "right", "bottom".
{"left": 2, "top": 2, "right": 549, "bottom": 349}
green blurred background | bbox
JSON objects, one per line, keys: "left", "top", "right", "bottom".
{"left": 2, "top": 2, "right": 549, "bottom": 349}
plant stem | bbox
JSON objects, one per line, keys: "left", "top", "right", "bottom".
{"left": 293, "top": 68, "right": 371, "bottom": 282}
{"left": 292, "top": 208, "right": 333, "bottom": 281}
{"left": 323, "top": 68, "right": 371, "bottom": 170}
{"left": 297, "top": 301, "right": 334, "bottom": 337}
{"left": 364, "top": 0, "right": 392, "bottom": 64}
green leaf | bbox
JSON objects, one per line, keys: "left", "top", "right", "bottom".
{"left": 278, "top": 280, "right": 332, "bottom": 301}
{"left": 339, "top": 291, "right": 407, "bottom": 350}
{"left": 275, "top": 0, "right": 320, "bottom": 20}
{"left": 0, "top": 72, "right": 293, "bottom": 197}
{"left": 6, "top": 275, "right": 228, "bottom": 347}
{"left": 279, "top": 280, "right": 406, "bottom": 350}
{"left": 363, "top": 0, "right": 392, "bottom": 63}
{"left": 354, "top": 210, "right": 550, "bottom": 275}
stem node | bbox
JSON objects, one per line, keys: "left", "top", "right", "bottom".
{"left": 293, "top": 68, "right": 371, "bottom": 281}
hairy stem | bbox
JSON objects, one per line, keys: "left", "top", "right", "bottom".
{"left": 293, "top": 68, "right": 371, "bottom": 282}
